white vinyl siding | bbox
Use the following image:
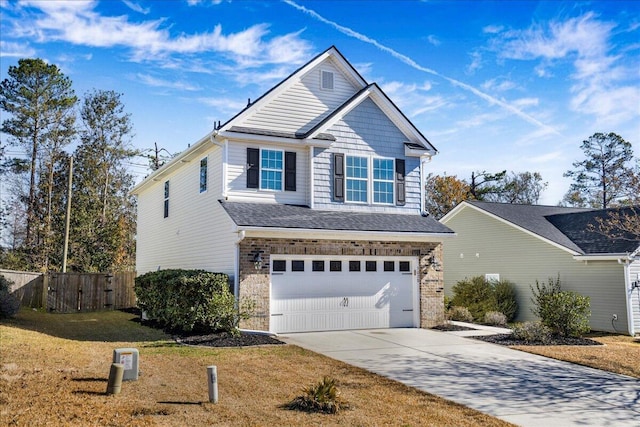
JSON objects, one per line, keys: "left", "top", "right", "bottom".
{"left": 135, "top": 146, "right": 236, "bottom": 275}
{"left": 225, "top": 141, "right": 309, "bottom": 205}
{"left": 313, "top": 99, "right": 421, "bottom": 213}
{"left": 239, "top": 59, "right": 358, "bottom": 134}
{"left": 442, "top": 207, "right": 630, "bottom": 334}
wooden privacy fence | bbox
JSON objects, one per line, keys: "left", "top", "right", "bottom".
{"left": 47, "top": 272, "right": 137, "bottom": 313}
{"left": 1, "top": 269, "right": 137, "bottom": 313}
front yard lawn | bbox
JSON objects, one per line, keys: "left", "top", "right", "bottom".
{"left": 1, "top": 309, "right": 510, "bottom": 426}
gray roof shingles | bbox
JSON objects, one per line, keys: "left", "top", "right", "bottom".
{"left": 467, "top": 201, "right": 640, "bottom": 255}
{"left": 221, "top": 201, "right": 454, "bottom": 234}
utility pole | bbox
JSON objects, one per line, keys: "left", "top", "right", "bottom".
{"left": 62, "top": 156, "right": 73, "bottom": 273}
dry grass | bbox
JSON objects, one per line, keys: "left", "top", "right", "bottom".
{"left": 511, "top": 333, "right": 640, "bottom": 378}
{"left": 1, "top": 309, "right": 511, "bottom": 426}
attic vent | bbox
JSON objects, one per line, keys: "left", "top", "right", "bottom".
{"left": 321, "top": 70, "right": 334, "bottom": 90}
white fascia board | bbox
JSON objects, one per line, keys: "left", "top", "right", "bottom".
{"left": 215, "top": 130, "right": 333, "bottom": 148}
{"left": 131, "top": 132, "right": 216, "bottom": 195}
{"left": 573, "top": 254, "right": 635, "bottom": 262}
{"left": 444, "top": 202, "right": 582, "bottom": 256}
{"left": 239, "top": 226, "right": 455, "bottom": 242}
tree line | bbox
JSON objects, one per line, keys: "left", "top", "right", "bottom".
{"left": 0, "top": 58, "right": 138, "bottom": 272}
{"left": 425, "top": 132, "right": 639, "bottom": 220}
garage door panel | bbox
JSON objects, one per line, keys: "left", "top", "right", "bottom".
{"left": 270, "top": 256, "right": 417, "bottom": 333}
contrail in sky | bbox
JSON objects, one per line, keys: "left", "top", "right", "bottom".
{"left": 284, "top": 0, "right": 560, "bottom": 136}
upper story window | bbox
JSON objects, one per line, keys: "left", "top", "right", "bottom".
{"left": 246, "top": 148, "right": 296, "bottom": 192}
{"left": 346, "top": 156, "right": 368, "bottom": 203}
{"left": 373, "top": 158, "right": 394, "bottom": 204}
{"left": 334, "top": 153, "right": 405, "bottom": 206}
{"left": 260, "top": 149, "right": 283, "bottom": 191}
{"left": 199, "top": 157, "right": 208, "bottom": 193}
{"left": 163, "top": 180, "right": 170, "bottom": 218}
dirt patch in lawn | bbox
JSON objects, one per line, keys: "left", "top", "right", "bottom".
{"left": 0, "top": 309, "right": 512, "bottom": 426}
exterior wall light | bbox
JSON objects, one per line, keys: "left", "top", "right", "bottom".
{"left": 253, "top": 253, "right": 263, "bottom": 270}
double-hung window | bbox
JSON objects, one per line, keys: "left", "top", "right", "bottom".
{"left": 260, "top": 149, "right": 283, "bottom": 191}
{"left": 163, "top": 180, "right": 170, "bottom": 218}
{"left": 199, "top": 157, "right": 207, "bottom": 193}
{"left": 373, "top": 158, "right": 394, "bottom": 204}
{"left": 346, "top": 156, "right": 368, "bottom": 203}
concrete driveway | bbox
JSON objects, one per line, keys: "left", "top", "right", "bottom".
{"left": 281, "top": 328, "right": 639, "bottom": 427}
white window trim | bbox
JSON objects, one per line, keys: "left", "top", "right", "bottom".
{"left": 372, "top": 157, "right": 395, "bottom": 206}
{"left": 345, "top": 154, "right": 369, "bottom": 204}
{"left": 259, "top": 148, "right": 284, "bottom": 192}
{"left": 344, "top": 154, "right": 396, "bottom": 205}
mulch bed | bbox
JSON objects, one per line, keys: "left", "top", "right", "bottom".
{"left": 431, "top": 324, "right": 478, "bottom": 332}
{"left": 474, "top": 333, "right": 603, "bottom": 346}
{"left": 176, "top": 332, "right": 285, "bottom": 347}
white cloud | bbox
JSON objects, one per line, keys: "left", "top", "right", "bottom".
{"left": 136, "top": 74, "right": 201, "bottom": 91}
{"left": 489, "top": 13, "right": 640, "bottom": 127}
{"left": 427, "top": 35, "right": 440, "bottom": 46}
{"left": 123, "top": 0, "right": 150, "bottom": 15}
{"left": 14, "top": 1, "right": 312, "bottom": 67}
{"left": 0, "top": 40, "right": 36, "bottom": 58}
{"left": 481, "top": 77, "right": 516, "bottom": 92}
{"left": 197, "top": 96, "right": 246, "bottom": 112}
{"left": 483, "top": 24, "right": 504, "bottom": 34}
{"left": 380, "top": 80, "right": 447, "bottom": 117}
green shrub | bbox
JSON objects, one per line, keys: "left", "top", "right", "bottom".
{"left": 0, "top": 275, "right": 20, "bottom": 319}
{"left": 531, "top": 276, "right": 591, "bottom": 337}
{"left": 484, "top": 311, "right": 507, "bottom": 326}
{"left": 447, "top": 306, "right": 473, "bottom": 322}
{"left": 451, "top": 276, "right": 518, "bottom": 322}
{"left": 512, "top": 321, "right": 552, "bottom": 344}
{"left": 135, "top": 269, "right": 253, "bottom": 334}
{"left": 284, "top": 376, "right": 347, "bottom": 414}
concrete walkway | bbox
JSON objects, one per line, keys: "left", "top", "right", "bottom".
{"left": 281, "top": 328, "right": 640, "bottom": 427}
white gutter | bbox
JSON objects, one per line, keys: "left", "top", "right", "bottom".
{"left": 420, "top": 155, "right": 433, "bottom": 216}
{"left": 574, "top": 254, "right": 635, "bottom": 262}
{"left": 238, "top": 226, "right": 454, "bottom": 242}
{"left": 215, "top": 130, "right": 333, "bottom": 148}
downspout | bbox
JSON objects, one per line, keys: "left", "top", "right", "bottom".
{"left": 234, "top": 230, "right": 246, "bottom": 298}
{"left": 309, "top": 145, "right": 315, "bottom": 209}
{"left": 420, "top": 155, "right": 432, "bottom": 216}
{"left": 618, "top": 255, "right": 635, "bottom": 336}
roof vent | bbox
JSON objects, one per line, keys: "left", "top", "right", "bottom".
{"left": 321, "top": 70, "right": 334, "bottom": 90}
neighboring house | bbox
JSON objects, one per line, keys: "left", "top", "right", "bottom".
{"left": 441, "top": 201, "right": 640, "bottom": 335}
{"left": 132, "top": 46, "right": 454, "bottom": 334}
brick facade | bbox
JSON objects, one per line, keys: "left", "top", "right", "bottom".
{"left": 238, "top": 237, "right": 444, "bottom": 331}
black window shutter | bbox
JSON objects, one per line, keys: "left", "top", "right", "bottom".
{"left": 333, "top": 153, "right": 344, "bottom": 202}
{"left": 285, "top": 151, "right": 296, "bottom": 191}
{"left": 246, "top": 148, "right": 259, "bottom": 188}
{"left": 396, "top": 159, "right": 406, "bottom": 206}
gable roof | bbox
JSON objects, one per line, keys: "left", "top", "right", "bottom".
{"left": 442, "top": 201, "right": 640, "bottom": 256}
{"left": 221, "top": 201, "right": 454, "bottom": 235}
{"left": 215, "top": 46, "right": 436, "bottom": 154}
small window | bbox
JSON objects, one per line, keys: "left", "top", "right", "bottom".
{"left": 321, "top": 70, "right": 334, "bottom": 90}
{"left": 199, "top": 157, "right": 208, "bottom": 193}
{"left": 399, "top": 261, "right": 411, "bottom": 272}
{"left": 312, "top": 260, "right": 325, "bottom": 272}
{"left": 163, "top": 180, "right": 170, "bottom": 218}
{"left": 272, "top": 260, "right": 286, "bottom": 272}
{"left": 384, "top": 261, "right": 395, "bottom": 272}
{"left": 330, "top": 261, "right": 342, "bottom": 272}
{"left": 485, "top": 274, "right": 500, "bottom": 283}
{"left": 365, "top": 261, "right": 377, "bottom": 272}
{"left": 261, "top": 149, "right": 283, "bottom": 191}
{"left": 349, "top": 261, "right": 361, "bottom": 272}
{"left": 291, "top": 260, "right": 305, "bottom": 272}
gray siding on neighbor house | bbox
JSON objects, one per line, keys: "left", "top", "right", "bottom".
{"left": 313, "top": 99, "right": 421, "bottom": 213}
{"left": 239, "top": 58, "right": 358, "bottom": 135}
{"left": 135, "top": 146, "right": 237, "bottom": 276}
{"left": 442, "top": 207, "right": 630, "bottom": 334}
{"left": 630, "top": 260, "right": 640, "bottom": 334}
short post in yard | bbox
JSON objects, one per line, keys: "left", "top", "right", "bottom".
{"left": 207, "top": 365, "right": 218, "bottom": 403}
{"left": 106, "top": 363, "right": 124, "bottom": 395}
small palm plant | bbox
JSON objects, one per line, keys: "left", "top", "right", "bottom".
{"left": 284, "top": 376, "right": 347, "bottom": 414}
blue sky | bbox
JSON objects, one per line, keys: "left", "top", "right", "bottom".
{"left": 1, "top": 0, "right": 638, "bottom": 205}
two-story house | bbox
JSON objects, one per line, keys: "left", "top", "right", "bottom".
{"left": 132, "top": 46, "right": 454, "bottom": 333}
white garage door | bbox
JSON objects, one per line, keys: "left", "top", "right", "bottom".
{"left": 270, "top": 255, "right": 418, "bottom": 333}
